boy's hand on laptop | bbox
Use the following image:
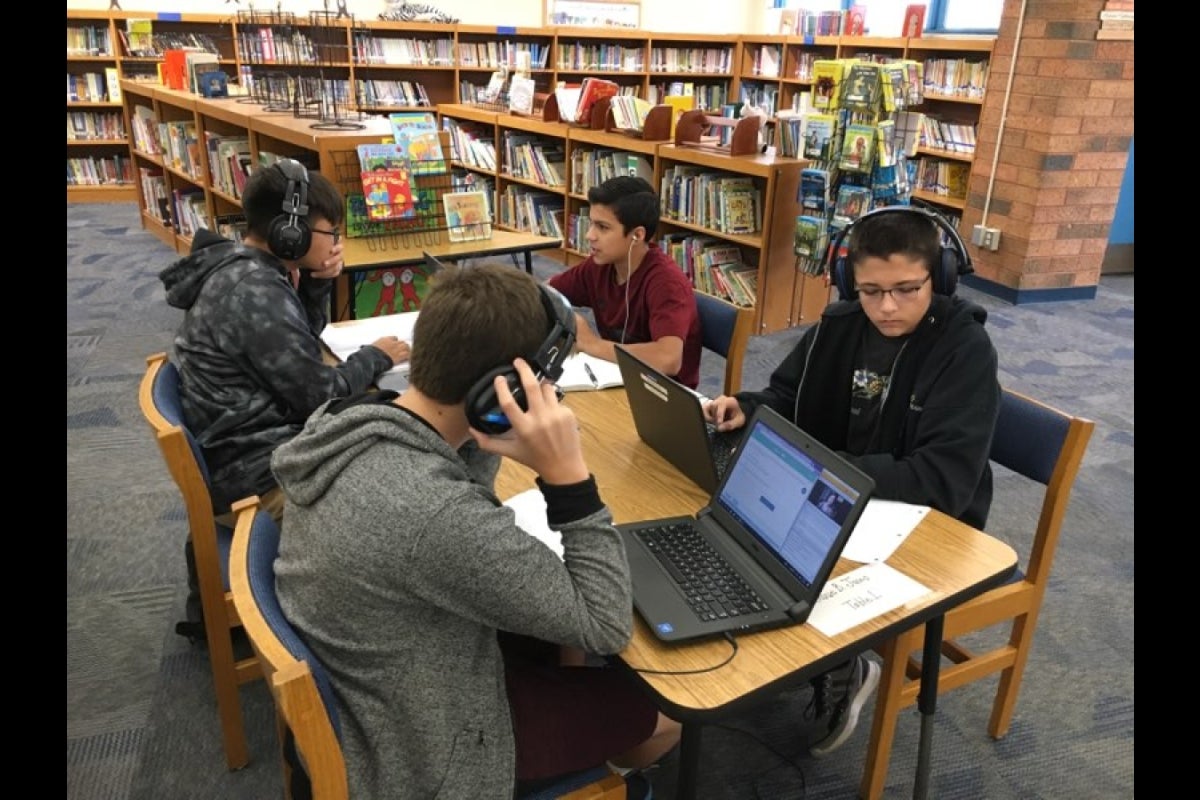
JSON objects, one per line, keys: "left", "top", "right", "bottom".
{"left": 705, "top": 396, "right": 746, "bottom": 432}
{"left": 471, "top": 358, "right": 589, "bottom": 485}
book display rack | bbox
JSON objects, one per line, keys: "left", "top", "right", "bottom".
{"left": 79, "top": 7, "right": 993, "bottom": 333}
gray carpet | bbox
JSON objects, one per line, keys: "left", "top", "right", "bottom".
{"left": 67, "top": 201, "right": 1133, "bottom": 799}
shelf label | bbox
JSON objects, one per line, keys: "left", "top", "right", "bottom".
{"left": 496, "top": 26, "right": 517, "bottom": 35}
{"left": 802, "top": 35, "right": 814, "bottom": 45}
{"left": 156, "top": 12, "right": 183, "bottom": 21}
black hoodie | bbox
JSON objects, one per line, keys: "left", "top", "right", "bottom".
{"left": 159, "top": 230, "right": 393, "bottom": 511}
{"left": 735, "top": 293, "right": 1000, "bottom": 529}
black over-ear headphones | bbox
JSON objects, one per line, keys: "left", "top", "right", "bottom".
{"left": 267, "top": 159, "right": 312, "bottom": 260}
{"left": 465, "top": 284, "right": 577, "bottom": 435}
{"left": 826, "top": 205, "right": 973, "bottom": 301}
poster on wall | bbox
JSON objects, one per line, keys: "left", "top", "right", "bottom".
{"left": 546, "top": 0, "right": 641, "bottom": 28}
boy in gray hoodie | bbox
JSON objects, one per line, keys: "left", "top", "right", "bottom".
{"left": 271, "top": 263, "right": 679, "bottom": 799}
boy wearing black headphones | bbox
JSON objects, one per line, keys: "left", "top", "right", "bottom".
{"left": 159, "top": 160, "right": 409, "bottom": 636}
{"left": 270, "top": 264, "right": 678, "bottom": 799}
{"left": 548, "top": 175, "right": 703, "bottom": 388}
{"left": 704, "top": 206, "right": 1001, "bottom": 758}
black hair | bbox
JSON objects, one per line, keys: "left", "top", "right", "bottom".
{"left": 847, "top": 209, "right": 941, "bottom": 274}
{"left": 586, "top": 175, "right": 659, "bottom": 241}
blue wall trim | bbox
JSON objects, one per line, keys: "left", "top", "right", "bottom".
{"left": 960, "top": 274, "right": 1098, "bottom": 305}
{"left": 1109, "top": 139, "right": 1133, "bottom": 245}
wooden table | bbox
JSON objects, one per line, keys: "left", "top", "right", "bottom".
{"left": 495, "top": 389, "right": 1018, "bottom": 800}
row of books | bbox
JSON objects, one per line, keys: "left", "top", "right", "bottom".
{"left": 67, "top": 155, "right": 134, "bottom": 186}
{"left": 67, "top": 70, "right": 121, "bottom": 104}
{"left": 919, "top": 115, "right": 977, "bottom": 155}
{"left": 457, "top": 41, "right": 550, "bottom": 70}
{"left": 659, "top": 165, "right": 763, "bottom": 237}
{"left": 138, "top": 167, "right": 171, "bottom": 227}
{"left": 355, "top": 79, "right": 432, "bottom": 109}
{"left": 646, "top": 83, "right": 729, "bottom": 112}
{"left": 555, "top": 44, "right": 645, "bottom": 73}
{"left": 659, "top": 233, "right": 756, "bottom": 308}
{"left": 501, "top": 132, "right": 567, "bottom": 188}
{"left": 236, "top": 29, "right": 320, "bottom": 66}
{"left": 351, "top": 35, "right": 455, "bottom": 66}
{"left": 647, "top": 47, "right": 734, "bottom": 74}
{"left": 569, "top": 149, "right": 654, "bottom": 196}
{"left": 922, "top": 58, "right": 989, "bottom": 100}
{"left": 747, "top": 45, "right": 782, "bottom": 79}
{"left": 67, "top": 24, "right": 112, "bottom": 57}
{"left": 67, "top": 111, "right": 125, "bottom": 142}
{"left": 203, "top": 133, "right": 253, "bottom": 199}
{"left": 443, "top": 118, "right": 498, "bottom": 172}
{"left": 171, "top": 189, "right": 211, "bottom": 239}
{"left": 914, "top": 157, "right": 971, "bottom": 200}
{"left": 161, "top": 120, "right": 203, "bottom": 181}
{"left": 499, "top": 185, "right": 564, "bottom": 239}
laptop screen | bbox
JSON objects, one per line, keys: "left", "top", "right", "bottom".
{"left": 714, "top": 416, "right": 863, "bottom": 589}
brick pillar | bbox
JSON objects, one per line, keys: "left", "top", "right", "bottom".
{"left": 962, "top": 0, "right": 1133, "bottom": 301}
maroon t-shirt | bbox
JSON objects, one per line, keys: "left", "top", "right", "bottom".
{"left": 549, "top": 247, "right": 702, "bottom": 388}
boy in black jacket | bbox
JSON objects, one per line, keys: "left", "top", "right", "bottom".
{"left": 704, "top": 207, "right": 1000, "bottom": 757}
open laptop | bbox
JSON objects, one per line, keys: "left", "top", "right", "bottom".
{"left": 617, "top": 405, "right": 875, "bottom": 643}
{"left": 615, "top": 345, "right": 743, "bottom": 494}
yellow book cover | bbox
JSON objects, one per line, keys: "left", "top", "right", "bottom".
{"left": 811, "top": 60, "right": 846, "bottom": 112}
{"left": 662, "top": 95, "right": 695, "bottom": 137}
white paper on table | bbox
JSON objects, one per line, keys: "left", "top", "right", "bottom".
{"left": 320, "top": 312, "right": 419, "bottom": 377}
{"left": 807, "top": 562, "right": 932, "bottom": 638}
{"left": 502, "top": 488, "right": 564, "bottom": 560}
{"left": 841, "top": 499, "right": 930, "bottom": 564}
{"left": 557, "top": 353, "right": 624, "bottom": 392}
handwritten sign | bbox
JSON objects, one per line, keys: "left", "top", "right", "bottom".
{"left": 808, "top": 562, "right": 931, "bottom": 638}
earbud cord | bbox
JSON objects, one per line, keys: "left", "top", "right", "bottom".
{"left": 622, "top": 237, "right": 635, "bottom": 345}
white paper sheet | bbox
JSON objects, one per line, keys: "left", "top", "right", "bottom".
{"left": 558, "top": 353, "right": 623, "bottom": 392}
{"left": 502, "top": 488, "right": 564, "bottom": 559}
{"left": 321, "top": 312, "right": 419, "bottom": 378}
{"left": 807, "top": 562, "right": 932, "bottom": 638}
{"left": 841, "top": 499, "right": 930, "bottom": 564}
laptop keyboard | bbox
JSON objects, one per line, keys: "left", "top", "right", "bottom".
{"left": 635, "top": 522, "right": 767, "bottom": 622}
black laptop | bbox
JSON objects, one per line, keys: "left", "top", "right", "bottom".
{"left": 615, "top": 345, "right": 743, "bottom": 494}
{"left": 618, "top": 405, "right": 875, "bottom": 643}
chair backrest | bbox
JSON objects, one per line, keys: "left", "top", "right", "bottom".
{"left": 693, "top": 290, "right": 755, "bottom": 396}
{"left": 989, "top": 388, "right": 1095, "bottom": 584}
{"left": 230, "top": 496, "right": 348, "bottom": 800}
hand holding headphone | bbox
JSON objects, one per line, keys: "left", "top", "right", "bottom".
{"left": 825, "top": 205, "right": 973, "bottom": 301}
{"left": 465, "top": 284, "right": 577, "bottom": 435}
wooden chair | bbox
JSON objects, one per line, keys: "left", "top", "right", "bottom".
{"left": 229, "top": 495, "right": 626, "bottom": 800}
{"left": 693, "top": 289, "right": 755, "bottom": 396}
{"left": 860, "top": 389, "right": 1095, "bottom": 800}
{"left": 138, "top": 352, "right": 261, "bottom": 771}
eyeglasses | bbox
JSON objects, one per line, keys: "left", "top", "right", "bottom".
{"left": 311, "top": 227, "right": 341, "bottom": 245}
{"left": 857, "top": 274, "right": 930, "bottom": 303}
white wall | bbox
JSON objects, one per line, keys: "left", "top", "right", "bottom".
{"left": 67, "top": 0, "right": 759, "bottom": 34}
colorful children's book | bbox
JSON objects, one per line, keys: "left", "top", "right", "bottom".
{"left": 839, "top": 123, "right": 877, "bottom": 173}
{"left": 811, "top": 60, "right": 845, "bottom": 112}
{"left": 799, "top": 168, "right": 831, "bottom": 216}
{"left": 833, "top": 184, "right": 873, "bottom": 225}
{"left": 356, "top": 143, "right": 417, "bottom": 220}
{"left": 575, "top": 77, "right": 620, "bottom": 124}
{"left": 803, "top": 113, "right": 839, "bottom": 162}
{"left": 842, "top": 62, "right": 881, "bottom": 113}
{"left": 387, "top": 111, "right": 446, "bottom": 173}
{"left": 794, "top": 214, "right": 829, "bottom": 261}
{"left": 442, "top": 190, "right": 493, "bottom": 242}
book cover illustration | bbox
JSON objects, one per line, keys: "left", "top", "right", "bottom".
{"left": 388, "top": 111, "right": 446, "bottom": 173}
{"left": 794, "top": 214, "right": 829, "bottom": 261}
{"left": 442, "top": 190, "right": 493, "bottom": 242}
{"left": 842, "top": 63, "right": 881, "bottom": 113}
{"left": 811, "top": 60, "right": 843, "bottom": 112}
{"left": 800, "top": 168, "right": 831, "bottom": 216}
{"left": 904, "top": 4, "right": 927, "bottom": 37}
{"left": 833, "top": 184, "right": 873, "bottom": 225}
{"left": 803, "top": 113, "right": 839, "bottom": 162}
{"left": 575, "top": 77, "right": 620, "bottom": 124}
{"left": 353, "top": 265, "right": 433, "bottom": 319}
{"left": 844, "top": 4, "right": 867, "bottom": 35}
{"left": 839, "top": 123, "right": 877, "bottom": 173}
{"left": 720, "top": 191, "right": 759, "bottom": 235}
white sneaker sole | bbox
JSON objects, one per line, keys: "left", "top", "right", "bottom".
{"left": 809, "top": 659, "right": 881, "bottom": 758}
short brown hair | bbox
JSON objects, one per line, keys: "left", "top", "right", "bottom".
{"left": 408, "top": 264, "right": 549, "bottom": 404}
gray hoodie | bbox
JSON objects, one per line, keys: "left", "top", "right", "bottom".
{"left": 270, "top": 393, "right": 634, "bottom": 798}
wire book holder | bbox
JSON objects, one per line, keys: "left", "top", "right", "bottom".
{"left": 330, "top": 133, "right": 472, "bottom": 252}
{"left": 236, "top": 6, "right": 298, "bottom": 110}
{"left": 299, "top": 6, "right": 366, "bottom": 130}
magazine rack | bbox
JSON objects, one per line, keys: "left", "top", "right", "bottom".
{"left": 674, "top": 110, "right": 762, "bottom": 157}
{"left": 328, "top": 132, "right": 491, "bottom": 252}
{"left": 236, "top": 7, "right": 299, "bottom": 111}
{"left": 295, "top": 7, "right": 366, "bottom": 130}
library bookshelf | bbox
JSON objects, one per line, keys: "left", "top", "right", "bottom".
{"left": 81, "top": 9, "right": 995, "bottom": 333}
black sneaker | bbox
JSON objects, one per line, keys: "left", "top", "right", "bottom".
{"left": 807, "top": 655, "right": 881, "bottom": 757}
